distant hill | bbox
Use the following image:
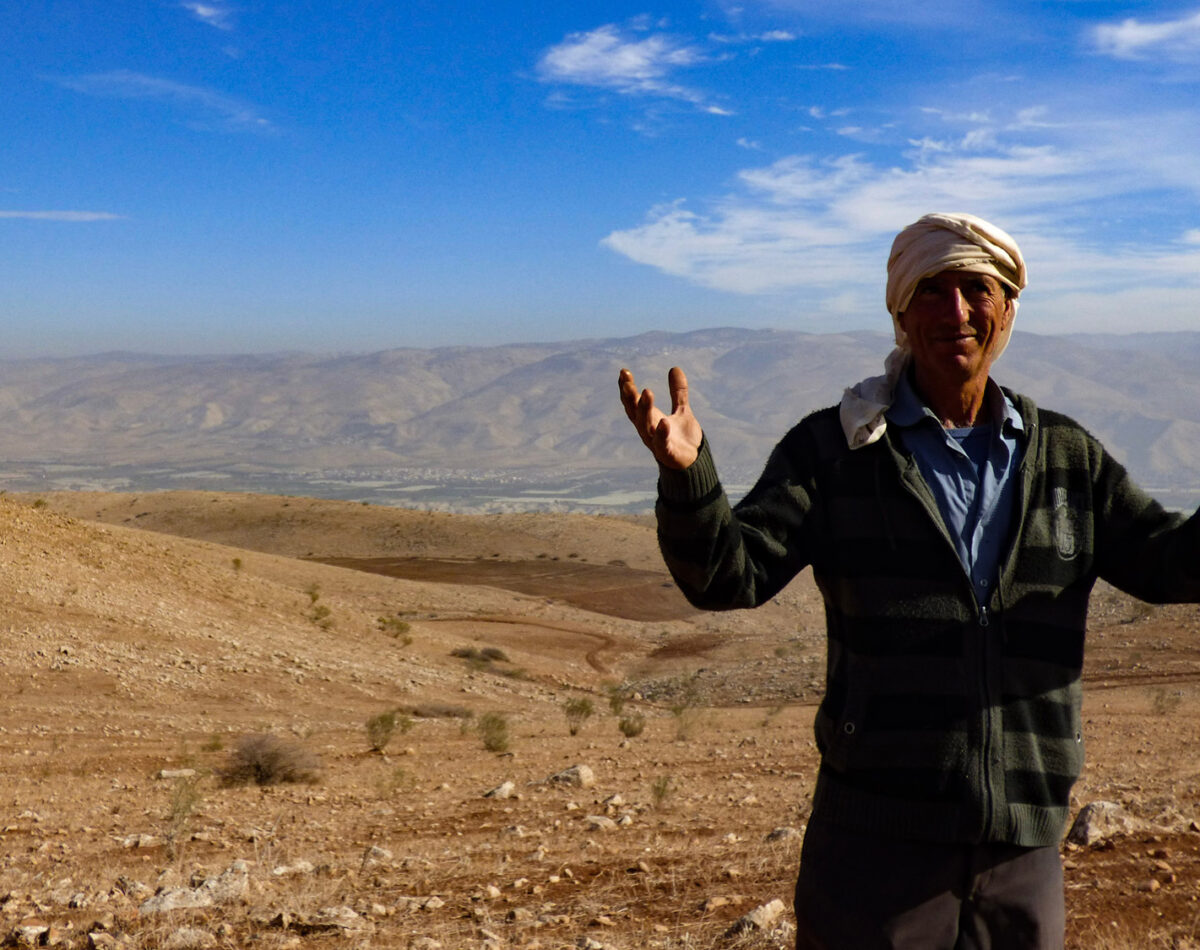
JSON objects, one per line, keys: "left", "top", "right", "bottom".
{"left": 2, "top": 328, "right": 1198, "bottom": 510}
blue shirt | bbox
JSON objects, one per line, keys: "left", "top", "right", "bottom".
{"left": 885, "top": 371, "right": 1025, "bottom": 607}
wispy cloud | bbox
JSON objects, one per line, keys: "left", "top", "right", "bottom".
{"left": 1093, "top": 9, "right": 1200, "bottom": 60}
{"left": 181, "top": 1, "right": 234, "bottom": 30}
{"left": 55, "top": 70, "right": 273, "bottom": 133}
{"left": 537, "top": 24, "right": 724, "bottom": 113}
{"left": 709, "top": 29, "right": 798, "bottom": 43}
{"left": 747, "top": 0, "right": 988, "bottom": 27}
{"left": 601, "top": 106, "right": 1200, "bottom": 332}
{"left": 0, "top": 210, "right": 122, "bottom": 221}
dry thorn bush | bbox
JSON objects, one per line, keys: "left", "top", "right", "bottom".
{"left": 563, "top": 696, "right": 595, "bottom": 736}
{"left": 477, "top": 712, "right": 510, "bottom": 753}
{"left": 218, "top": 733, "right": 321, "bottom": 786}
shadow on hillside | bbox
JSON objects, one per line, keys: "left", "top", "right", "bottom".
{"left": 312, "top": 556, "right": 700, "bottom": 622}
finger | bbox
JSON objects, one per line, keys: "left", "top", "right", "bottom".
{"left": 668, "top": 366, "right": 689, "bottom": 415}
{"left": 637, "top": 387, "right": 662, "bottom": 443}
{"left": 618, "top": 368, "right": 639, "bottom": 420}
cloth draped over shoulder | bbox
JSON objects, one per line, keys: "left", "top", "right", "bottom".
{"left": 839, "top": 212, "right": 1028, "bottom": 450}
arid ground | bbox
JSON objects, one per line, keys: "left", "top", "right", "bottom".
{"left": 3, "top": 490, "right": 1200, "bottom": 949}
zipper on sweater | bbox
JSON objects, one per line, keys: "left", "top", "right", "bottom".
{"left": 977, "top": 604, "right": 995, "bottom": 840}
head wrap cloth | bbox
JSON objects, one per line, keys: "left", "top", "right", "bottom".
{"left": 839, "top": 212, "right": 1027, "bottom": 449}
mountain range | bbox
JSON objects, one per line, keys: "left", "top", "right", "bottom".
{"left": 2, "top": 328, "right": 1198, "bottom": 509}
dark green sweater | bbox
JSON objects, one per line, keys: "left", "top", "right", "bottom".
{"left": 656, "top": 391, "right": 1200, "bottom": 846}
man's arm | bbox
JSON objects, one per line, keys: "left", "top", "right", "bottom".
{"left": 1093, "top": 445, "right": 1200, "bottom": 603}
{"left": 618, "top": 367, "right": 821, "bottom": 610}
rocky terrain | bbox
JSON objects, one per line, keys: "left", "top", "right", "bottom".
{"left": 2, "top": 489, "right": 1200, "bottom": 949}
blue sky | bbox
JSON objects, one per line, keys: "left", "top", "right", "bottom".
{"left": 3, "top": 1, "right": 1200, "bottom": 356}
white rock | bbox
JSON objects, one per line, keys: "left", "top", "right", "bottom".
{"left": 766, "top": 826, "right": 802, "bottom": 842}
{"left": 485, "top": 781, "right": 516, "bottom": 799}
{"left": 140, "top": 888, "right": 215, "bottom": 915}
{"left": 1067, "top": 801, "right": 1135, "bottom": 846}
{"left": 162, "top": 927, "right": 217, "bottom": 949}
{"left": 548, "top": 764, "right": 595, "bottom": 788}
{"left": 585, "top": 815, "right": 618, "bottom": 831}
{"left": 725, "top": 898, "right": 786, "bottom": 936}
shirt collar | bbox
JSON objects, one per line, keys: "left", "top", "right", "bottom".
{"left": 886, "top": 370, "right": 1025, "bottom": 437}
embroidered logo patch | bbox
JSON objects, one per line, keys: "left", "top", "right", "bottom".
{"left": 1052, "top": 486, "right": 1079, "bottom": 560}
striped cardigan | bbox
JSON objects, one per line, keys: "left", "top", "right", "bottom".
{"left": 655, "top": 390, "right": 1200, "bottom": 847}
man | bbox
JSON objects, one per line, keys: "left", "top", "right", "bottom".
{"left": 618, "top": 212, "right": 1200, "bottom": 949}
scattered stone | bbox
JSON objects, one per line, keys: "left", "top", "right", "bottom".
{"left": 156, "top": 769, "right": 197, "bottom": 780}
{"left": 140, "top": 888, "right": 215, "bottom": 915}
{"left": 724, "top": 898, "right": 786, "bottom": 937}
{"left": 88, "top": 934, "right": 118, "bottom": 950}
{"left": 162, "top": 927, "right": 217, "bottom": 949}
{"left": 585, "top": 815, "right": 617, "bottom": 831}
{"left": 548, "top": 764, "right": 595, "bottom": 788}
{"left": 11, "top": 919, "right": 49, "bottom": 948}
{"left": 140, "top": 861, "right": 249, "bottom": 915}
{"left": 272, "top": 860, "right": 315, "bottom": 877}
{"left": 122, "top": 833, "right": 160, "bottom": 849}
{"left": 1067, "top": 801, "right": 1135, "bottom": 846}
{"left": 485, "top": 781, "right": 516, "bottom": 799}
{"left": 362, "top": 845, "right": 393, "bottom": 868}
{"left": 311, "top": 906, "right": 365, "bottom": 931}
{"left": 766, "top": 826, "right": 801, "bottom": 843}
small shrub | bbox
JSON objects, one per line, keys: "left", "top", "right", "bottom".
{"left": 478, "top": 712, "right": 510, "bottom": 753}
{"left": 201, "top": 734, "right": 224, "bottom": 753}
{"left": 650, "top": 774, "right": 675, "bottom": 809}
{"left": 305, "top": 583, "right": 321, "bottom": 604}
{"left": 365, "top": 710, "right": 398, "bottom": 753}
{"left": 564, "top": 697, "right": 595, "bottom": 736}
{"left": 31, "top": 498, "right": 48, "bottom": 509}
{"left": 618, "top": 712, "right": 646, "bottom": 738}
{"left": 231, "top": 557, "right": 243, "bottom": 573}
{"left": 377, "top": 616, "right": 412, "bottom": 643}
{"left": 165, "top": 774, "right": 202, "bottom": 859}
{"left": 480, "top": 646, "right": 509, "bottom": 662}
{"left": 365, "top": 709, "right": 413, "bottom": 752}
{"left": 375, "top": 765, "right": 413, "bottom": 798}
{"left": 606, "top": 683, "right": 630, "bottom": 715}
{"left": 218, "top": 733, "right": 320, "bottom": 786}
{"left": 1151, "top": 687, "right": 1183, "bottom": 716}
{"left": 309, "top": 604, "right": 333, "bottom": 630}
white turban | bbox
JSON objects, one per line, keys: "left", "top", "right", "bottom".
{"left": 840, "top": 212, "right": 1027, "bottom": 449}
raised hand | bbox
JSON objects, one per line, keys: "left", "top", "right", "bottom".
{"left": 618, "top": 366, "right": 703, "bottom": 470}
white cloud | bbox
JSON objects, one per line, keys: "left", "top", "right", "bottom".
{"left": 538, "top": 25, "right": 709, "bottom": 104}
{"left": 709, "top": 29, "right": 798, "bottom": 43}
{"left": 1093, "top": 9, "right": 1200, "bottom": 60}
{"left": 55, "top": 71, "right": 273, "bottom": 133}
{"left": 600, "top": 115, "right": 1200, "bottom": 333}
{"left": 0, "top": 210, "right": 122, "bottom": 221}
{"left": 181, "top": 1, "right": 234, "bottom": 30}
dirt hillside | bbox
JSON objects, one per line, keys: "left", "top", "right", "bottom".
{"left": 2, "top": 491, "right": 1200, "bottom": 949}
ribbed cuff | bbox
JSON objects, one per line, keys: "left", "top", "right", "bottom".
{"left": 656, "top": 436, "right": 721, "bottom": 505}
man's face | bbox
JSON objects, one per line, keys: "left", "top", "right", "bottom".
{"left": 897, "top": 270, "right": 1014, "bottom": 391}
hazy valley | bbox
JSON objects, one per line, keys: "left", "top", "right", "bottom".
{"left": 3, "top": 328, "right": 1200, "bottom": 511}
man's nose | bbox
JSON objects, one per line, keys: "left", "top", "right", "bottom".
{"left": 940, "top": 287, "right": 969, "bottom": 320}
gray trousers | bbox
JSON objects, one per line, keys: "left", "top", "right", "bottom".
{"left": 793, "top": 820, "right": 1065, "bottom": 950}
